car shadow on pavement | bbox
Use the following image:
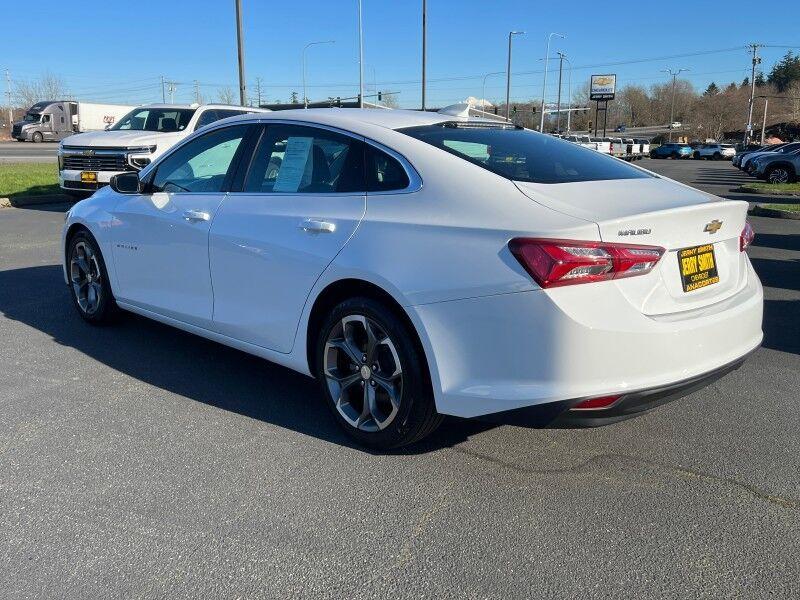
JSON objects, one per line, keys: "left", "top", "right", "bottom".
{"left": 0, "top": 264, "right": 496, "bottom": 454}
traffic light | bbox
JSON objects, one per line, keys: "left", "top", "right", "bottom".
{"left": 378, "top": 91, "right": 382, "bottom": 102}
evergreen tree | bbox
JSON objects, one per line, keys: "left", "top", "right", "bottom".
{"left": 740, "top": 77, "right": 749, "bottom": 88}
{"left": 704, "top": 82, "right": 720, "bottom": 96}
{"left": 290, "top": 91, "right": 300, "bottom": 104}
{"left": 768, "top": 51, "right": 800, "bottom": 92}
{"left": 755, "top": 72, "right": 766, "bottom": 88}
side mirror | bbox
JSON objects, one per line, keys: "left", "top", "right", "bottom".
{"left": 110, "top": 172, "right": 142, "bottom": 194}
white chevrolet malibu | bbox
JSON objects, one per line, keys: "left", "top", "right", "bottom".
{"left": 62, "top": 109, "right": 763, "bottom": 448}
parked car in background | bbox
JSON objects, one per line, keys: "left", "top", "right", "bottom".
{"left": 614, "top": 124, "right": 626, "bottom": 133}
{"left": 741, "top": 142, "right": 800, "bottom": 173}
{"left": 12, "top": 100, "right": 135, "bottom": 142}
{"left": 591, "top": 137, "right": 612, "bottom": 155}
{"left": 669, "top": 121, "right": 682, "bottom": 129}
{"left": 650, "top": 143, "right": 693, "bottom": 159}
{"left": 624, "top": 138, "right": 642, "bottom": 161}
{"left": 57, "top": 103, "right": 270, "bottom": 196}
{"left": 733, "top": 143, "right": 772, "bottom": 168}
{"left": 62, "top": 109, "right": 762, "bottom": 448}
{"left": 751, "top": 148, "right": 799, "bottom": 183}
{"left": 636, "top": 138, "right": 651, "bottom": 158}
{"left": 565, "top": 134, "right": 598, "bottom": 151}
{"left": 693, "top": 143, "right": 736, "bottom": 160}
{"left": 606, "top": 137, "right": 628, "bottom": 159}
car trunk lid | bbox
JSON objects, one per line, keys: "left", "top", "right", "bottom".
{"left": 515, "top": 177, "right": 750, "bottom": 315}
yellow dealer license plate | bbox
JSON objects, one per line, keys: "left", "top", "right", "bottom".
{"left": 678, "top": 244, "right": 719, "bottom": 292}
{"left": 80, "top": 171, "right": 97, "bottom": 183}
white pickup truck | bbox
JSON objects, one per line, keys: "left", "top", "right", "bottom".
{"left": 565, "top": 134, "right": 598, "bottom": 151}
{"left": 58, "top": 103, "right": 270, "bottom": 195}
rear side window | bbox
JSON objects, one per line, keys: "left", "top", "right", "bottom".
{"left": 401, "top": 124, "right": 652, "bottom": 184}
{"left": 244, "top": 124, "right": 364, "bottom": 193}
{"left": 365, "top": 145, "right": 410, "bottom": 191}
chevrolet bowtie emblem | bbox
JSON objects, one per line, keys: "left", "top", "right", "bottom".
{"left": 704, "top": 220, "right": 723, "bottom": 234}
{"left": 82, "top": 149, "right": 95, "bottom": 156}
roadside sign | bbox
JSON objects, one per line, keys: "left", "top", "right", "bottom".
{"left": 590, "top": 74, "right": 616, "bottom": 100}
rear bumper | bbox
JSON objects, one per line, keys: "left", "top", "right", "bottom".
{"left": 411, "top": 260, "right": 763, "bottom": 419}
{"left": 480, "top": 348, "right": 754, "bottom": 427}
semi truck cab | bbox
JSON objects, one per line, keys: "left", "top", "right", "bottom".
{"left": 12, "top": 101, "right": 74, "bottom": 142}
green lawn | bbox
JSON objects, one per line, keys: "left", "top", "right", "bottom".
{"left": 761, "top": 203, "right": 800, "bottom": 212}
{"left": 0, "top": 163, "right": 60, "bottom": 198}
{"left": 741, "top": 181, "right": 800, "bottom": 194}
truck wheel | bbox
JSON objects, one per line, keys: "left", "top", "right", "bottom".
{"left": 693, "top": 151, "right": 701, "bottom": 159}
{"left": 32, "top": 132, "right": 43, "bottom": 143}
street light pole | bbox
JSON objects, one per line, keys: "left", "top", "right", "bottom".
{"left": 482, "top": 71, "right": 504, "bottom": 113}
{"left": 563, "top": 56, "right": 573, "bottom": 134}
{"left": 234, "top": 0, "right": 247, "bottom": 106}
{"left": 760, "top": 97, "right": 769, "bottom": 145}
{"left": 540, "top": 32, "right": 565, "bottom": 131}
{"left": 555, "top": 51, "right": 565, "bottom": 133}
{"left": 421, "top": 0, "right": 427, "bottom": 111}
{"left": 505, "top": 30, "right": 525, "bottom": 122}
{"left": 303, "top": 40, "right": 335, "bottom": 108}
{"left": 357, "top": 0, "right": 364, "bottom": 108}
{"left": 662, "top": 67, "right": 688, "bottom": 141}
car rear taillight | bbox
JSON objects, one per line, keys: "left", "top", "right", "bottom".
{"left": 509, "top": 238, "right": 665, "bottom": 288}
{"left": 740, "top": 221, "right": 755, "bottom": 251}
{"left": 572, "top": 395, "right": 621, "bottom": 410}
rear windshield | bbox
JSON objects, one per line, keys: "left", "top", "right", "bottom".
{"left": 400, "top": 124, "right": 651, "bottom": 184}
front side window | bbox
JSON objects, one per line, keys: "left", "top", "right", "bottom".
{"left": 401, "top": 124, "right": 651, "bottom": 184}
{"left": 151, "top": 125, "right": 248, "bottom": 193}
{"left": 244, "top": 124, "right": 363, "bottom": 193}
{"left": 195, "top": 109, "right": 248, "bottom": 131}
{"left": 111, "top": 108, "right": 196, "bottom": 132}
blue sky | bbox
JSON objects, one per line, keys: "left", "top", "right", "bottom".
{"left": 2, "top": 0, "right": 799, "bottom": 108}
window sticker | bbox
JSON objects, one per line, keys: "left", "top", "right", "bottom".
{"left": 273, "top": 136, "right": 313, "bottom": 192}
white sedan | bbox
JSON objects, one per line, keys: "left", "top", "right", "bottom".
{"left": 62, "top": 109, "right": 763, "bottom": 448}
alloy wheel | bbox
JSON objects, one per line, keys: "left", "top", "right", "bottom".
{"left": 70, "top": 241, "right": 103, "bottom": 315}
{"left": 768, "top": 168, "right": 789, "bottom": 184}
{"left": 323, "top": 314, "right": 403, "bottom": 432}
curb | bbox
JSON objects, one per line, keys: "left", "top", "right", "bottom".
{"left": 736, "top": 185, "right": 800, "bottom": 197}
{"left": 748, "top": 204, "right": 800, "bottom": 220}
{"left": 0, "top": 194, "right": 74, "bottom": 208}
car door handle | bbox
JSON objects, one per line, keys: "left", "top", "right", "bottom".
{"left": 183, "top": 209, "right": 211, "bottom": 222}
{"left": 299, "top": 219, "right": 336, "bottom": 233}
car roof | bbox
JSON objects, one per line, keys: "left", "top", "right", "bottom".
{"left": 219, "top": 108, "right": 480, "bottom": 131}
{"left": 138, "top": 103, "right": 269, "bottom": 111}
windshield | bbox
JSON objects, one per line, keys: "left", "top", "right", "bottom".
{"left": 401, "top": 124, "right": 652, "bottom": 184}
{"left": 110, "top": 108, "right": 195, "bottom": 132}
{"left": 23, "top": 113, "right": 41, "bottom": 122}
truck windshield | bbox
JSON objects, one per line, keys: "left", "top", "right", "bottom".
{"left": 23, "top": 113, "right": 41, "bottom": 122}
{"left": 400, "top": 123, "right": 652, "bottom": 184}
{"left": 110, "top": 108, "right": 196, "bottom": 132}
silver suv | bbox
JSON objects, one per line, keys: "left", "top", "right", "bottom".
{"left": 693, "top": 143, "right": 736, "bottom": 160}
{"left": 753, "top": 148, "right": 799, "bottom": 184}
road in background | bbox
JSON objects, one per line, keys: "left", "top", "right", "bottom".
{"left": 0, "top": 141, "right": 59, "bottom": 163}
{"left": 0, "top": 160, "right": 798, "bottom": 598}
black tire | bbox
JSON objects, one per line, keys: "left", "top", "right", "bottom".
{"left": 32, "top": 132, "right": 43, "bottom": 143}
{"left": 66, "top": 230, "right": 118, "bottom": 325}
{"left": 766, "top": 165, "right": 795, "bottom": 184}
{"left": 315, "top": 297, "right": 442, "bottom": 449}
{"left": 671, "top": 152, "right": 679, "bottom": 159}
{"left": 693, "top": 151, "right": 701, "bottom": 159}
{"left": 713, "top": 152, "right": 721, "bottom": 160}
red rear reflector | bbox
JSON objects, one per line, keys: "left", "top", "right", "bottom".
{"left": 572, "top": 395, "right": 621, "bottom": 410}
{"left": 509, "top": 238, "right": 665, "bottom": 288}
{"left": 740, "top": 221, "right": 755, "bottom": 251}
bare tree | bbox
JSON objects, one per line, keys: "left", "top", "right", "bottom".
{"left": 14, "top": 73, "right": 68, "bottom": 108}
{"left": 217, "top": 87, "right": 235, "bottom": 105}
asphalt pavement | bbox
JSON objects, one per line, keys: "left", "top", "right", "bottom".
{"left": 0, "top": 140, "right": 59, "bottom": 163}
{"left": 0, "top": 159, "right": 798, "bottom": 599}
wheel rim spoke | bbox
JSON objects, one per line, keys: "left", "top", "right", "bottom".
{"left": 323, "top": 312, "right": 403, "bottom": 432}
{"left": 69, "top": 241, "right": 102, "bottom": 315}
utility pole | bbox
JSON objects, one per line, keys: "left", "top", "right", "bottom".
{"left": 540, "top": 32, "right": 565, "bottom": 131}
{"left": 555, "top": 52, "right": 565, "bottom": 133}
{"left": 744, "top": 43, "right": 762, "bottom": 145}
{"left": 167, "top": 81, "right": 177, "bottom": 104}
{"left": 662, "top": 67, "right": 689, "bottom": 141}
{"left": 357, "top": 0, "right": 364, "bottom": 108}
{"left": 193, "top": 80, "right": 200, "bottom": 103}
{"left": 505, "top": 30, "right": 525, "bottom": 122}
{"left": 161, "top": 75, "right": 166, "bottom": 103}
{"left": 421, "top": 0, "right": 427, "bottom": 110}
{"left": 255, "top": 77, "right": 262, "bottom": 107}
{"left": 5, "top": 69, "right": 12, "bottom": 130}
{"left": 234, "top": 0, "right": 247, "bottom": 106}
{"left": 760, "top": 96, "right": 769, "bottom": 145}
